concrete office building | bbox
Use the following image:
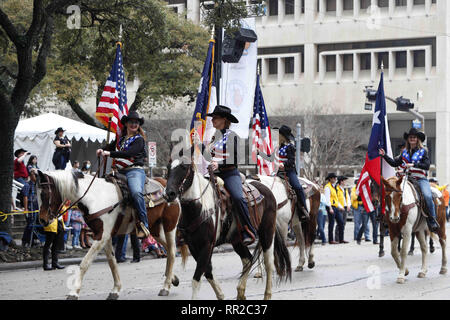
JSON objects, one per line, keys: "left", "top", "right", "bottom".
{"left": 166, "top": 0, "right": 450, "bottom": 181}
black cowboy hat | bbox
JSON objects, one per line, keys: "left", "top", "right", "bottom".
{"left": 206, "top": 105, "right": 239, "bottom": 123}
{"left": 403, "top": 128, "right": 425, "bottom": 142}
{"left": 121, "top": 111, "right": 144, "bottom": 126}
{"left": 54, "top": 127, "right": 65, "bottom": 135}
{"left": 338, "top": 176, "right": 349, "bottom": 183}
{"left": 326, "top": 172, "right": 338, "bottom": 181}
{"left": 14, "top": 148, "right": 27, "bottom": 158}
{"left": 278, "top": 125, "right": 295, "bottom": 141}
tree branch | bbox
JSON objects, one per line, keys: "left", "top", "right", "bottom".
{"left": 0, "top": 7, "right": 20, "bottom": 47}
{"left": 67, "top": 97, "right": 101, "bottom": 128}
{"left": 32, "top": 15, "right": 54, "bottom": 88}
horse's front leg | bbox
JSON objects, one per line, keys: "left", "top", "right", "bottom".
{"left": 416, "top": 230, "right": 428, "bottom": 278}
{"left": 104, "top": 237, "right": 122, "bottom": 300}
{"left": 232, "top": 241, "right": 253, "bottom": 300}
{"left": 379, "top": 222, "right": 385, "bottom": 257}
{"left": 204, "top": 261, "right": 225, "bottom": 300}
{"left": 262, "top": 237, "right": 275, "bottom": 300}
{"left": 67, "top": 238, "right": 107, "bottom": 299}
{"left": 292, "top": 217, "right": 305, "bottom": 272}
{"left": 307, "top": 243, "right": 315, "bottom": 269}
{"left": 155, "top": 227, "right": 179, "bottom": 296}
{"left": 439, "top": 237, "right": 447, "bottom": 275}
{"left": 397, "top": 228, "right": 412, "bottom": 284}
{"left": 190, "top": 244, "right": 209, "bottom": 300}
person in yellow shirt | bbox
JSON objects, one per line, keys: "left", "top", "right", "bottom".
{"left": 324, "top": 173, "right": 345, "bottom": 244}
{"left": 42, "top": 202, "right": 67, "bottom": 271}
{"left": 335, "top": 176, "right": 349, "bottom": 244}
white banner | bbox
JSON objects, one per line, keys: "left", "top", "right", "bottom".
{"left": 220, "top": 18, "right": 257, "bottom": 139}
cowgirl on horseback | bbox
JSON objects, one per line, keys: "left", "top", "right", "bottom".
{"left": 379, "top": 128, "right": 439, "bottom": 232}
{"left": 206, "top": 105, "right": 256, "bottom": 246}
{"left": 96, "top": 111, "right": 150, "bottom": 238}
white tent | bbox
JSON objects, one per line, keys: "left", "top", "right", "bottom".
{"left": 14, "top": 113, "right": 115, "bottom": 172}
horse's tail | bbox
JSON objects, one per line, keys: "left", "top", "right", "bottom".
{"left": 272, "top": 226, "right": 292, "bottom": 282}
{"left": 180, "top": 244, "right": 189, "bottom": 269}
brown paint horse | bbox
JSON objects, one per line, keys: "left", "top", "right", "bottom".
{"left": 381, "top": 176, "right": 447, "bottom": 283}
{"left": 165, "top": 158, "right": 291, "bottom": 300}
{"left": 36, "top": 170, "right": 183, "bottom": 299}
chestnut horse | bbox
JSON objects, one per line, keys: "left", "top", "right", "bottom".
{"left": 36, "top": 170, "right": 183, "bottom": 299}
{"left": 382, "top": 176, "right": 447, "bottom": 284}
{"left": 165, "top": 158, "right": 291, "bottom": 300}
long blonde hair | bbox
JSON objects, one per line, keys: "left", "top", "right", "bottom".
{"left": 406, "top": 139, "right": 426, "bottom": 152}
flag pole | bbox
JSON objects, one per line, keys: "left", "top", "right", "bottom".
{"left": 380, "top": 62, "right": 384, "bottom": 216}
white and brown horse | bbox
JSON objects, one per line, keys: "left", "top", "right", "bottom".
{"left": 250, "top": 175, "right": 321, "bottom": 272}
{"left": 382, "top": 176, "right": 447, "bottom": 284}
{"left": 36, "top": 170, "right": 183, "bottom": 299}
{"left": 165, "top": 158, "right": 291, "bottom": 300}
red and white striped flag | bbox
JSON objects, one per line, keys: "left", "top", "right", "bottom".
{"left": 96, "top": 43, "right": 129, "bottom": 137}
{"left": 251, "top": 75, "right": 274, "bottom": 176}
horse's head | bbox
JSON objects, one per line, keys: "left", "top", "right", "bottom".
{"left": 381, "top": 176, "right": 403, "bottom": 223}
{"left": 35, "top": 170, "right": 63, "bottom": 225}
{"left": 165, "top": 156, "right": 194, "bottom": 202}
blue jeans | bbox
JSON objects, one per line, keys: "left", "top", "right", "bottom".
{"left": 416, "top": 178, "right": 436, "bottom": 219}
{"left": 317, "top": 209, "right": 326, "bottom": 243}
{"left": 353, "top": 205, "right": 370, "bottom": 240}
{"left": 357, "top": 211, "right": 378, "bottom": 242}
{"left": 125, "top": 168, "right": 149, "bottom": 229}
{"left": 328, "top": 207, "right": 344, "bottom": 242}
{"left": 286, "top": 170, "right": 307, "bottom": 208}
{"left": 72, "top": 229, "right": 81, "bottom": 246}
{"left": 219, "top": 169, "right": 256, "bottom": 236}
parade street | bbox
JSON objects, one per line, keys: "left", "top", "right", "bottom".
{"left": 1, "top": 222, "right": 450, "bottom": 301}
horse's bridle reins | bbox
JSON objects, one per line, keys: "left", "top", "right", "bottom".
{"left": 39, "top": 157, "right": 104, "bottom": 221}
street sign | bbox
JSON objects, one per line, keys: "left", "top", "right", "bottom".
{"left": 148, "top": 141, "right": 156, "bottom": 167}
{"left": 412, "top": 119, "right": 422, "bottom": 129}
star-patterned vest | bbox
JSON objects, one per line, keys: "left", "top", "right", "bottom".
{"left": 210, "top": 131, "right": 231, "bottom": 162}
{"left": 398, "top": 148, "right": 427, "bottom": 179}
{"left": 113, "top": 134, "right": 142, "bottom": 170}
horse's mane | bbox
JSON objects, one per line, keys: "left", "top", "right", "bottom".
{"left": 45, "top": 170, "right": 80, "bottom": 202}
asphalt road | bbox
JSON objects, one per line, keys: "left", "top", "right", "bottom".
{"left": 1, "top": 222, "right": 450, "bottom": 300}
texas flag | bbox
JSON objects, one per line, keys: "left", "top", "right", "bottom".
{"left": 356, "top": 72, "right": 395, "bottom": 214}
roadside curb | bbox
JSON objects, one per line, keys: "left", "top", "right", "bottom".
{"left": 0, "top": 240, "right": 297, "bottom": 272}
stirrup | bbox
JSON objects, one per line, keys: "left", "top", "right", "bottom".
{"left": 136, "top": 222, "right": 150, "bottom": 238}
{"left": 242, "top": 225, "right": 256, "bottom": 246}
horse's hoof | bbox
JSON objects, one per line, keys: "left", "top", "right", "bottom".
{"left": 237, "top": 295, "right": 246, "bottom": 300}
{"left": 172, "top": 275, "right": 179, "bottom": 287}
{"left": 440, "top": 268, "right": 447, "bottom": 275}
{"left": 308, "top": 262, "right": 315, "bottom": 269}
{"left": 378, "top": 251, "right": 385, "bottom": 258}
{"left": 217, "top": 294, "right": 225, "bottom": 300}
{"left": 396, "top": 278, "right": 405, "bottom": 284}
{"left": 158, "top": 289, "right": 169, "bottom": 296}
{"left": 405, "top": 269, "right": 409, "bottom": 276}
{"left": 106, "top": 292, "right": 119, "bottom": 300}
{"left": 408, "top": 251, "right": 414, "bottom": 256}
{"left": 254, "top": 272, "right": 262, "bottom": 279}
{"left": 66, "top": 295, "right": 78, "bottom": 300}
{"left": 418, "top": 272, "right": 426, "bottom": 278}
{"left": 295, "top": 266, "right": 303, "bottom": 272}
{"left": 430, "top": 247, "right": 435, "bottom": 254}
{"left": 264, "top": 294, "right": 272, "bottom": 300}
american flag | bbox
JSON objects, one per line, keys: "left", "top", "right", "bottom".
{"left": 96, "top": 43, "right": 129, "bottom": 136}
{"left": 251, "top": 75, "right": 274, "bottom": 176}
{"left": 210, "top": 131, "right": 231, "bottom": 162}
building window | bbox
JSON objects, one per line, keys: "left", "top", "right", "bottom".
{"left": 343, "top": 0, "right": 353, "bottom": 10}
{"left": 268, "top": 58, "right": 278, "bottom": 75}
{"left": 378, "top": 52, "right": 389, "bottom": 69}
{"left": 413, "top": 0, "right": 425, "bottom": 4}
{"left": 378, "top": 0, "right": 389, "bottom": 7}
{"left": 395, "top": 0, "right": 407, "bottom": 6}
{"left": 396, "top": 51, "right": 407, "bottom": 68}
{"left": 269, "top": 0, "right": 278, "bottom": 16}
{"left": 360, "top": 53, "right": 371, "bottom": 70}
{"left": 360, "top": 0, "right": 370, "bottom": 9}
{"left": 257, "top": 59, "right": 262, "bottom": 74}
{"left": 343, "top": 54, "right": 353, "bottom": 71}
{"left": 285, "top": 0, "right": 294, "bottom": 15}
{"left": 326, "top": 55, "right": 336, "bottom": 72}
{"left": 326, "top": 0, "right": 336, "bottom": 11}
{"left": 414, "top": 50, "right": 425, "bottom": 67}
{"left": 284, "top": 57, "right": 295, "bottom": 74}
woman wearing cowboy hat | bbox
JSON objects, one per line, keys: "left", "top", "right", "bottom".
{"left": 52, "top": 127, "right": 71, "bottom": 170}
{"left": 206, "top": 105, "right": 256, "bottom": 246}
{"left": 96, "top": 111, "right": 150, "bottom": 238}
{"left": 379, "top": 128, "right": 439, "bottom": 232}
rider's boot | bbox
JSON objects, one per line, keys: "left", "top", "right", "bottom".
{"left": 295, "top": 190, "right": 309, "bottom": 221}
{"left": 426, "top": 215, "right": 440, "bottom": 233}
{"left": 136, "top": 221, "right": 150, "bottom": 239}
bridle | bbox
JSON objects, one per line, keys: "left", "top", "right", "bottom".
{"left": 39, "top": 175, "right": 65, "bottom": 222}
{"left": 175, "top": 163, "right": 212, "bottom": 204}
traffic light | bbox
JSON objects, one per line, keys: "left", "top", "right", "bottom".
{"left": 396, "top": 96, "right": 414, "bottom": 112}
{"left": 365, "top": 89, "right": 377, "bottom": 102}
{"left": 222, "top": 28, "right": 258, "bottom": 63}
{"left": 300, "top": 138, "right": 311, "bottom": 153}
